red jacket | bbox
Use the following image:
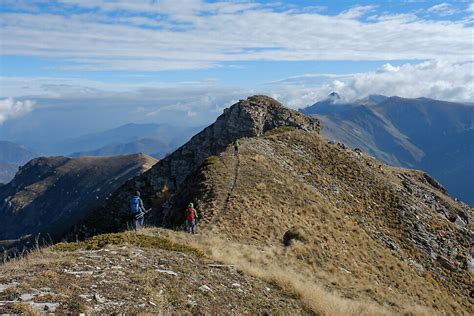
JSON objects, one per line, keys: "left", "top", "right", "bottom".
{"left": 186, "top": 207, "right": 196, "bottom": 221}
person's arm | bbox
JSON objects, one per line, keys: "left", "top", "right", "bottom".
{"left": 139, "top": 198, "right": 145, "bottom": 212}
{"left": 194, "top": 208, "right": 198, "bottom": 220}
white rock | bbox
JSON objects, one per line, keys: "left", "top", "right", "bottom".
{"left": 20, "top": 293, "right": 35, "bottom": 301}
{"left": 156, "top": 269, "right": 178, "bottom": 276}
{"left": 199, "top": 285, "right": 213, "bottom": 292}
{"left": 30, "top": 302, "right": 59, "bottom": 312}
{"left": 231, "top": 283, "right": 241, "bottom": 288}
{"left": 94, "top": 293, "right": 106, "bottom": 303}
{"left": 0, "top": 282, "right": 18, "bottom": 293}
{"left": 187, "top": 299, "right": 197, "bottom": 307}
{"left": 468, "top": 256, "right": 474, "bottom": 274}
{"left": 339, "top": 267, "right": 351, "bottom": 274}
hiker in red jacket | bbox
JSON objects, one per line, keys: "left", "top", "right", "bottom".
{"left": 185, "top": 202, "right": 198, "bottom": 234}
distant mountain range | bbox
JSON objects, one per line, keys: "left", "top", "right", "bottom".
{"left": 70, "top": 138, "right": 170, "bottom": 159}
{"left": 301, "top": 94, "right": 474, "bottom": 205}
{"left": 0, "top": 162, "right": 18, "bottom": 184}
{"left": 0, "top": 123, "right": 201, "bottom": 183}
{"left": 60, "top": 123, "right": 201, "bottom": 156}
{"left": 0, "top": 153, "right": 157, "bottom": 243}
{"left": 0, "top": 141, "right": 37, "bottom": 165}
{"left": 0, "top": 141, "right": 38, "bottom": 183}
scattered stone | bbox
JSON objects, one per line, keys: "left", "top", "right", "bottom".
{"left": 20, "top": 293, "right": 35, "bottom": 301}
{"left": 156, "top": 269, "right": 178, "bottom": 276}
{"left": 199, "top": 285, "right": 213, "bottom": 292}
{"left": 436, "top": 256, "right": 457, "bottom": 272}
{"left": 232, "top": 283, "right": 241, "bottom": 288}
{"left": 64, "top": 270, "right": 94, "bottom": 276}
{"left": 0, "top": 282, "right": 18, "bottom": 293}
{"left": 187, "top": 295, "right": 198, "bottom": 307}
{"left": 94, "top": 293, "right": 106, "bottom": 303}
{"left": 339, "top": 267, "right": 352, "bottom": 274}
{"left": 30, "top": 302, "right": 59, "bottom": 312}
{"left": 466, "top": 256, "right": 474, "bottom": 274}
{"left": 208, "top": 264, "right": 235, "bottom": 268}
{"left": 384, "top": 237, "right": 400, "bottom": 252}
{"left": 149, "top": 301, "right": 157, "bottom": 306}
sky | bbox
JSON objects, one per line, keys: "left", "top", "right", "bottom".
{"left": 0, "top": 0, "right": 473, "bottom": 145}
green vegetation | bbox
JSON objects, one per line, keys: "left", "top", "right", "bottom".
{"left": 51, "top": 232, "right": 203, "bottom": 257}
{"left": 263, "top": 126, "right": 296, "bottom": 136}
{"left": 201, "top": 155, "right": 221, "bottom": 171}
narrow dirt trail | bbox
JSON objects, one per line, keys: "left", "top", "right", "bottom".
{"left": 211, "top": 152, "right": 240, "bottom": 225}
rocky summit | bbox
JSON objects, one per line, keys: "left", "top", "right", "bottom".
{"left": 0, "top": 95, "right": 472, "bottom": 315}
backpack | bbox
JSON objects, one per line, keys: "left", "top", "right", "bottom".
{"left": 130, "top": 196, "right": 140, "bottom": 213}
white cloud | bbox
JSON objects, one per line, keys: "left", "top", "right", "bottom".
{"left": 268, "top": 60, "right": 474, "bottom": 107}
{"left": 467, "top": 4, "right": 474, "bottom": 13}
{"left": 0, "top": 98, "right": 35, "bottom": 124}
{"left": 2, "top": 60, "right": 471, "bottom": 122}
{"left": 427, "top": 3, "right": 459, "bottom": 16}
{"left": 338, "top": 5, "right": 377, "bottom": 19}
{"left": 0, "top": 2, "right": 472, "bottom": 71}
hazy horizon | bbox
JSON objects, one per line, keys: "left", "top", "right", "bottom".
{"left": 1, "top": 0, "right": 473, "bottom": 145}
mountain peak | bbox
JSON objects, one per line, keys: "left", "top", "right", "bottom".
{"left": 328, "top": 91, "right": 341, "bottom": 101}
{"left": 225, "top": 95, "right": 320, "bottom": 136}
{"left": 73, "top": 95, "right": 320, "bottom": 234}
{"left": 146, "top": 95, "right": 320, "bottom": 188}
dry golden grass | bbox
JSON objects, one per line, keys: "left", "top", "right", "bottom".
{"left": 160, "top": 129, "right": 471, "bottom": 315}
{"left": 10, "top": 303, "right": 41, "bottom": 316}
{"left": 50, "top": 231, "right": 203, "bottom": 257}
{"left": 149, "top": 228, "right": 433, "bottom": 316}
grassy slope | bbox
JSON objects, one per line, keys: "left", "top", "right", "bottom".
{"left": 0, "top": 230, "right": 306, "bottom": 314}
{"left": 1, "top": 129, "right": 472, "bottom": 315}
{"left": 176, "top": 129, "right": 472, "bottom": 315}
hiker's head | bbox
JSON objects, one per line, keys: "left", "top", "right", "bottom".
{"left": 136, "top": 191, "right": 141, "bottom": 197}
{"left": 188, "top": 202, "right": 194, "bottom": 208}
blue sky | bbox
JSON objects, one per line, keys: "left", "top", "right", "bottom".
{"left": 0, "top": 0, "right": 473, "bottom": 145}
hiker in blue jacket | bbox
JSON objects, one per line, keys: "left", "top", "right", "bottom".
{"left": 130, "top": 191, "right": 146, "bottom": 230}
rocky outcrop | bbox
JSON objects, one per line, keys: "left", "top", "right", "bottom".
{"left": 76, "top": 96, "right": 320, "bottom": 235}
{"left": 144, "top": 95, "right": 320, "bottom": 192}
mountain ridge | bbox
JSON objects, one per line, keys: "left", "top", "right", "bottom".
{"left": 0, "top": 153, "right": 157, "bottom": 243}
{"left": 70, "top": 137, "right": 170, "bottom": 159}
{"left": 301, "top": 94, "right": 474, "bottom": 205}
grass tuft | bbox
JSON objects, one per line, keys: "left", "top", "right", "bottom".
{"left": 202, "top": 155, "right": 221, "bottom": 171}
{"left": 51, "top": 232, "right": 203, "bottom": 257}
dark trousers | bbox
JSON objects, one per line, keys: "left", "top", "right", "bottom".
{"left": 133, "top": 214, "right": 144, "bottom": 230}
